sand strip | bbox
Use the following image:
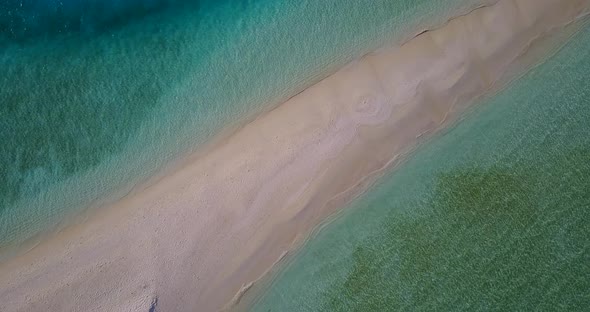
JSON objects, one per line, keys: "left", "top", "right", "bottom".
{"left": 0, "top": 0, "right": 589, "bottom": 311}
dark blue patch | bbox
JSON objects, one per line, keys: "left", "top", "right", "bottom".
{"left": 149, "top": 297, "right": 158, "bottom": 312}
{"left": 0, "top": 0, "right": 206, "bottom": 42}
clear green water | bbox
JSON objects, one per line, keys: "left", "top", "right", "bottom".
{"left": 253, "top": 20, "right": 590, "bottom": 311}
{"left": 0, "top": 0, "right": 487, "bottom": 249}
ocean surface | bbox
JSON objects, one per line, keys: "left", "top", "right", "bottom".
{"left": 0, "top": 0, "right": 488, "bottom": 250}
{"left": 252, "top": 21, "right": 590, "bottom": 311}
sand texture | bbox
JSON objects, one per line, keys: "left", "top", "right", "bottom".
{"left": 0, "top": 0, "right": 589, "bottom": 311}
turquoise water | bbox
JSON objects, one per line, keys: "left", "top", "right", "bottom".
{"left": 0, "top": 1, "right": 486, "bottom": 249}
{"left": 253, "top": 20, "right": 590, "bottom": 311}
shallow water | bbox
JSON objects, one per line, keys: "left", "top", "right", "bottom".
{"left": 252, "top": 20, "right": 590, "bottom": 311}
{"left": 0, "top": 0, "right": 487, "bottom": 249}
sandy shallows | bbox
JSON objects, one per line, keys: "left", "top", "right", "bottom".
{"left": 0, "top": 0, "right": 588, "bottom": 311}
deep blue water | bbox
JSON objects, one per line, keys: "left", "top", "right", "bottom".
{"left": 0, "top": 0, "right": 199, "bottom": 42}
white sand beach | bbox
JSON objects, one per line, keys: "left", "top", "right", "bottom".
{"left": 0, "top": 0, "right": 588, "bottom": 311}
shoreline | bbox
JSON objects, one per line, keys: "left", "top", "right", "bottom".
{"left": 0, "top": 0, "right": 496, "bottom": 258}
{"left": 237, "top": 14, "right": 590, "bottom": 312}
{"left": 1, "top": 0, "right": 589, "bottom": 311}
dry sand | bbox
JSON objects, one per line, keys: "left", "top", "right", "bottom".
{"left": 0, "top": 0, "right": 589, "bottom": 311}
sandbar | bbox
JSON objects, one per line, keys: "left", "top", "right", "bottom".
{"left": 0, "top": 0, "right": 588, "bottom": 311}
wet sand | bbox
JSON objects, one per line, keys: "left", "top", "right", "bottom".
{"left": 0, "top": 0, "right": 588, "bottom": 311}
